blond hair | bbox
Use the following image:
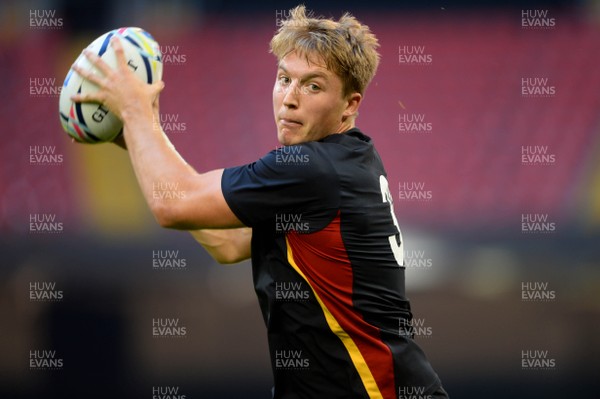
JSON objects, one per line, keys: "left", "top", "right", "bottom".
{"left": 270, "top": 5, "right": 380, "bottom": 96}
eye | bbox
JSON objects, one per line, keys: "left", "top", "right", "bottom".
{"left": 309, "top": 83, "right": 320, "bottom": 91}
{"left": 278, "top": 75, "right": 290, "bottom": 85}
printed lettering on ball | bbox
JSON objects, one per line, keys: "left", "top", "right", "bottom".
{"left": 58, "top": 27, "right": 162, "bottom": 143}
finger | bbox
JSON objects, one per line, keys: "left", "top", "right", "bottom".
{"left": 70, "top": 91, "right": 104, "bottom": 104}
{"left": 81, "top": 48, "right": 115, "bottom": 78}
{"left": 150, "top": 80, "right": 165, "bottom": 110}
{"left": 70, "top": 63, "right": 100, "bottom": 85}
{"left": 150, "top": 80, "right": 165, "bottom": 102}
{"left": 110, "top": 36, "right": 129, "bottom": 73}
{"left": 151, "top": 80, "right": 165, "bottom": 96}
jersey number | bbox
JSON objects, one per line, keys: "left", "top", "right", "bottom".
{"left": 379, "top": 175, "right": 404, "bottom": 267}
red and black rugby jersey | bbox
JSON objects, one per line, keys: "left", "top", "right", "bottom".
{"left": 222, "top": 128, "right": 442, "bottom": 399}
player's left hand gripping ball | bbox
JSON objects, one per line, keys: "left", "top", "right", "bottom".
{"left": 59, "top": 27, "right": 163, "bottom": 143}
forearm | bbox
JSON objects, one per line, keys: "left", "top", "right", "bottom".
{"left": 190, "top": 228, "right": 252, "bottom": 264}
{"left": 121, "top": 102, "right": 194, "bottom": 213}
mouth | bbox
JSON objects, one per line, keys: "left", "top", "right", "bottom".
{"left": 279, "top": 118, "right": 303, "bottom": 128}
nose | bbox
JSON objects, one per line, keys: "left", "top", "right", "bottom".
{"left": 282, "top": 82, "right": 299, "bottom": 109}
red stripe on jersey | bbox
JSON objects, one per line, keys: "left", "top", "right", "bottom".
{"left": 286, "top": 214, "right": 396, "bottom": 399}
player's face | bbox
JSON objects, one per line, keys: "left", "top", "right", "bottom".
{"left": 273, "top": 52, "right": 361, "bottom": 146}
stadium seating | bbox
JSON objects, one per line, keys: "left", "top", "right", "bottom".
{"left": 2, "top": 12, "right": 598, "bottom": 233}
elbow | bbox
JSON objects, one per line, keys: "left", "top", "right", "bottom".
{"left": 151, "top": 200, "right": 185, "bottom": 229}
{"left": 214, "top": 257, "right": 236, "bottom": 265}
{"left": 213, "top": 251, "right": 248, "bottom": 265}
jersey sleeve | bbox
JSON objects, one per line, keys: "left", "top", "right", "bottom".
{"left": 221, "top": 144, "right": 340, "bottom": 231}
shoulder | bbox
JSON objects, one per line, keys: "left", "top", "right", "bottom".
{"left": 320, "top": 128, "right": 374, "bottom": 151}
{"left": 221, "top": 141, "right": 341, "bottom": 227}
{"left": 222, "top": 140, "right": 341, "bottom": 200}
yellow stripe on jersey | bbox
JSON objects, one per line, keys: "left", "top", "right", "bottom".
{"left": 285, "top": 238, "right": 384, "bottom": 399}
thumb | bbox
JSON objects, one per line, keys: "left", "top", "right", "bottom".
{"left": 151, "top": 80, "right": 165, "bottom": 109}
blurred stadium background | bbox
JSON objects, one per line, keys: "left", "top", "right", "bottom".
{"left": 1, "top": 0, "right": 599, "bottom": 398}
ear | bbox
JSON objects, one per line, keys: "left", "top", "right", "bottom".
{"left": 342, "top": 92, "right": 362, "bottom": 119}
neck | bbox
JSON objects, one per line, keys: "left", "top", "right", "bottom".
{"left": 334, "top": 117, "right": 356, "bottom": 134}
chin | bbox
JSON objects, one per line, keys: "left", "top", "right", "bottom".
{"left": 277, "top": 131, "right": 296, "bottom": 146}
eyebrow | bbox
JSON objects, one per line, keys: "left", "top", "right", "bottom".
{"left": 278, "top": 64, "right": 329, "bottom": 82}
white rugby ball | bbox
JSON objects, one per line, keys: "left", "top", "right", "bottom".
{"left": 59, "top": 27, "right": 163, "bottom": 143}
